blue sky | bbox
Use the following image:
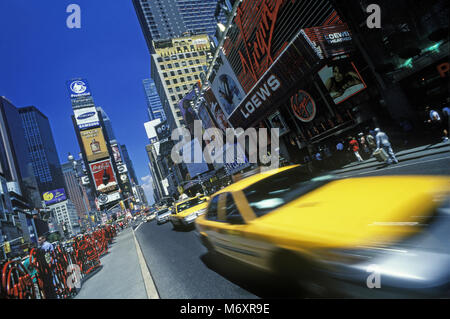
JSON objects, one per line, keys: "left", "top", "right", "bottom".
{"left": 0, "top": 1, "right": 155, "bottom": 203}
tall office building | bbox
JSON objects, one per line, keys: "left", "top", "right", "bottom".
{"left": 96, "top": 107, "right": 116, "bottom": 142}
{"left": 61, "top": 161, "right": 91, "bottom": 222}
{"left": 120, "top": 145, "right": 139, "bottom": 185}
{"left": 143, "top": 78, "right": 166, "bottom": 121}
{"left": 19, "top": 106, "right": 67, "bottom": 197}
{"left": 150, "top": 33, "right": 214, "bottom": 130}
{"left": 132, "top": 0, "right": 226, "bottom": 52}
{"left": 49, "top": 199, "right": 80, "bottom": 236}
{"left": 0, "top": 97, "right": 41, "bottom": 208}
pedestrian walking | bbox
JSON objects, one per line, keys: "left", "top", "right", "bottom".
{"left": 358, "top": 133, "right": 371, "bottom": 159}
{"left": 425, "top": 106, "right": 446, "bottom": 141}
{"left": 348, "top": 136, "right": 363, "bottom": 162}
{"left": 366, "top": 131, "right": 377, "bottom": 151}
{"left": 442, "top": 105, "right": 449, "bottom": 142}
{"left": 374, "top": 128, "right": 398, "bottom": 165}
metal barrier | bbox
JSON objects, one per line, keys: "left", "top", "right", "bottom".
{"left": 0, "top": 225, "right": 117, "bottom": 299}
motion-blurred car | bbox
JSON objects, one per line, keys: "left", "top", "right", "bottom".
{"left": 195, "top": 165, "right": 450, "bottom": 298}
{"left": 156, "top": 208, "right": 172, "bottom": 225}
{"left": 145, "top": 211, "right": 157, "bottom": 222}
{"left": 170, "top": 195, "right": 209, "bottom": 229}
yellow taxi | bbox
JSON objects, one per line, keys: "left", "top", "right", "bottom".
{"left": 195, "top": 165, "right": 450, "bottom": 297}
{"left": 170, "top": 195, "right": 210, "bottom": 229}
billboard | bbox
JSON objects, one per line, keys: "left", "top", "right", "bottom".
{"left": 144, "top": 119, "right": 161, "bottom": 144}
{"left": 178, "top": 90, "right": 199, "bottom": 135}
{"left": 228, "top": 31, "right": 319, "bottom": 129}
{"left": 155, "top": 121, "right": 171, "bottom": 141}
{"left": 111, "top": 144, "right": 122, "bottom": 163}
{"left": 89, "top": 159, "right": 118, "bottom": 193}
{"left": 197, "top": 98, "right": 216, "bottom": 130}
{"left": 301, "top": 24, "right": 353, "bottom": 59}
{"left": 67, "top": 79, "right": 91, "bottom": 98}
{"left": 318, "top": 60, "right": 367, "bottom": 105}
{"left": 42, "top": 188, "right": 67, "bottom": 205}
{"left": 210, "top": 51, "right": 246, "bottom": 118}
{"left": 74, "top": 107, "right": 100, "bottom": 130}
{"left": 222, "top": 0, "right": 340, "bottom": 92}
{"left": 80, "top": 127, "right": 109, "bottom": 162}
{"left": 204, "top": 88, "right": 231, "bottom": 130}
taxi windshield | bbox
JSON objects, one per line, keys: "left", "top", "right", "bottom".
{"left": 243, "top": 167, "right": 334, "bottom": 217}
{"left": 176, "top": 197, "right": 205, "bottom": 213}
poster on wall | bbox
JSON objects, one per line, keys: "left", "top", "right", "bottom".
{"left": 318, "top": 60, "right": 367, "bottom": 105}
{"left": 80, "top": 127, "right": 109, "bottom": 162}
{"left": 210, "top": 51, "right": 246, "bottom": 118}
{"left": 89, "top": 159, "right": 118, "bottom": 193}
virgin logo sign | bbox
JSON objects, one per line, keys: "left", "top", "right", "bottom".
{"left": 291, "top": 90, "right": 316, "bottom": 123}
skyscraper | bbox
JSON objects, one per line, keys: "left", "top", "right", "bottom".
{"left": 120, "top": 144, "right": 138, "bottom": 185}
{"left": 96, "top": 107, "right": 116, "bottom": 142}
{"left": 150, "top": 33, "right": 214, "bottom": 130}
{"left": 19, "top": 106, "right": 67, "bottom": 197}
{"left": 143, "top": 78, "right": 166, "bottom": 122}
{"left": 132, "top": 0, "right": 226, "bottom": 52}
{"left": 0, "top": 97, "right": 41, "bottom": 208}
{"left": 61, "top": 161, "right": 91, "bottom": 223}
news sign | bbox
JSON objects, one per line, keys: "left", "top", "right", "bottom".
{"left": 42, "top": 188, "right": 67, "bottom": 205}
{"left": 89, "top": 159, "right": 118, "bottom": 193}
{"left": 74, "top": 107, "right": 100, "bottom": 130}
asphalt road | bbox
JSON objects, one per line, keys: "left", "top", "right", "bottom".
{"left": 134, "top": 151, "right": 450, "bottom": 299}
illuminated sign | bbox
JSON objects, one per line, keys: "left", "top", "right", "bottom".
{"left": 291, "top": 90, "right": 316, "bottom": 123}
{"left": 74, "top": 107, "right": 100, "bottom": 129}
{"left": 67, "top": 79, "right": 91, "bottom": 98}
{"left": 89, "top": 159, "right": 118, "bottom": 193}
{"left": 80, "top": 128, "right": 109, "bottom": 162}
{"left": 42, "top": 189, "right": 67, "bottom": 205}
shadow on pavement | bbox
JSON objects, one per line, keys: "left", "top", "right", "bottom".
{"left": 199, "top": 252, "right": 309, "bottom": 299}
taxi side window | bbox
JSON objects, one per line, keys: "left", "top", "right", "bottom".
{"left": 206, "top": 196, "right": 219, "bottom": 221}
{"left": 225, "top": 194, "right": 245, "bottom": 224}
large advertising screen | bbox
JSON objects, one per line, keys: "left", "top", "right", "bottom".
{"left": 67, "top": 79, "right": 91, "bottom": 98}
{"left": 80, "top": 127, "right": 109, "bottom": 162}
{"left": 204, "top": 88, "right": 232, "bottom": 131}
{"left": 210, "top": 51, "right": 246, "bottom": 118}
{"left": 89, "top": 159, "right": 118, "bottom": 193}
{"left": 74, "top": 107, "right": 100, "bottom": 130}
{"left": 178, "top": 89, "right": 199, "bottom": 135}
{"left": 42, "top": 188, "right": 67, "bottom": 205}
{"left": 301, "top": 24, "right": 353, "bottom": 59}
{"left": 111, "top": 144, "right": 122, "bottom": 163}
{"left": 222, "top": 0, "right": 339, "bottom": 93}
{"left": 318, "top": 60, "right": 367, "bottom": 104}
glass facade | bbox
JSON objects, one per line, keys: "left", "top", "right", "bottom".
{"left": 19, "top": 106, "right": 66, "bottom": 197}
{"left": 143, "top": 78, "right": 166, "bottom": 122}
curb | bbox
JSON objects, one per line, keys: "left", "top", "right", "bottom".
{"left": 333, "top": 145, "right": 450, "bottom": 175}
{"left": 132, "top": 229, "right": 160, "bottom": 299}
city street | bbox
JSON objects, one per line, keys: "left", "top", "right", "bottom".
{"left": 133, "top": 148, "right": 450, "bottom": 299}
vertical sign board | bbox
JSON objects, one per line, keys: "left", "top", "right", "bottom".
{"left": 89, "top": 159, "right": 118, "bottom": 193}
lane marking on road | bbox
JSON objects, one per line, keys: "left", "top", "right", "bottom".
{"left": 340, "top": 155, "right": 450, "bottom": 178}
{"left": 135, "top": 222, "right": 143, "bottom": 232}
{"left": 132, "top": 229, "right": 160, "bottom": 299}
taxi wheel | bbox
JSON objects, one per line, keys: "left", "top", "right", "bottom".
{"left": 272, "top": 251, "right": 331, "bottom": 297}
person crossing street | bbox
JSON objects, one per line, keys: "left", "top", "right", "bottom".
{"left": 374, "top": 128, "right": 398, "bottom": 165}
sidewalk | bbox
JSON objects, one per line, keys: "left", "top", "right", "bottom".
{"left": 331, "top": 141, "right": 450, "bottom": 175}
{"left": 75, "top": 227, "right": 149, "bottom": 299}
